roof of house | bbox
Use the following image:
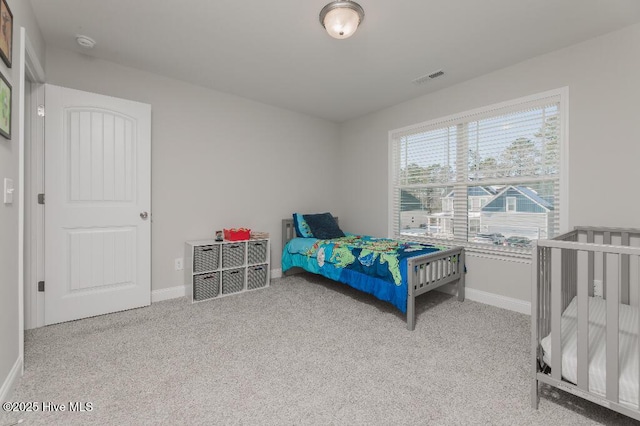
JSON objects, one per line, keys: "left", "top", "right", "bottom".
{"left": 482, "top": 186, "right": 553, "bottom": 213}
{"left": 445, "top": 186, "right": 497, "bottom": 198}
{"left": 400, "top": 190, "right": 422, "bottom": 211}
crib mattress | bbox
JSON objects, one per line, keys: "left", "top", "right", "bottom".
{"left": 540, "top": 296, "right": 639, "bottom": 409}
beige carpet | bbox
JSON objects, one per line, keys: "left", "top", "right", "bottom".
{"left": 1, "top": 274, "right": 635, "bottom": 425}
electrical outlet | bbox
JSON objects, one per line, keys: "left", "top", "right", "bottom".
{"left": 175, "top": 258, "right": 184, "bottom": 271}
{"left": 593, "top": 279, "right": 603, "bottom": 298}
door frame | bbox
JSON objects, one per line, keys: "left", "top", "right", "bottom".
{"left": 23, "top": 79, "right": 44, "bottom": 330}
{"left": 20, "top": 25, "right": 45, "bottom": 358}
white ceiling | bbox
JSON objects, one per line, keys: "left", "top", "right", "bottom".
{"left": 29, "top": 0, "right": 640, "bottom": 122}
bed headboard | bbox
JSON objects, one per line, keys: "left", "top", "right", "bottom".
{"left": 281, "top": 217, "right": 339, "bottom": 247}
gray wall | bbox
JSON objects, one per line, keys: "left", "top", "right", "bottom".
{"left": 44, "top": 46, "right": 341, "bottom": 292}
{"left": 0, "top": 0, "right": 45, "bottom": 399}
{"left": 338, "top": 23, "right": 640, "bottom": 302}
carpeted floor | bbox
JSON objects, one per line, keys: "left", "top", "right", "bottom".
{"left": 2, "top": 274, "right": 636, "bottom": 425}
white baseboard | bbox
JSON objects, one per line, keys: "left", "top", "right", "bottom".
{"left": 438, "top": 285, "right": 531, "bottom": 315}
{"left": 152, "top": 268, "right": 282, "bottom": 304}
{"left": 151, "top": 269, "right": 283, "bottom": 304}
{"left": 0, "top": 357, "right": 22, "bottom": 403}
{"left": 165, "top": 270, "right": 530, "bottom": 314}
{"left": 151, "top": 285, "right": 187, "bottom": 303}
{"left": 271, "top": 268, "right": 282, "bottom": 279}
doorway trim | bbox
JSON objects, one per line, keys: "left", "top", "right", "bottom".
{"left": 19, "top": 25, "right": 45, "bottom": 374}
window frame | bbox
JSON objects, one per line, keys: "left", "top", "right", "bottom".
{"left": 506, "top": 197, "right": 517, "bottom": 213}
{"left": 387, "top": 87, "right": 569, "bottom": 260}
{"left": 469, "top": 218, "right": 481, "bottom": 234}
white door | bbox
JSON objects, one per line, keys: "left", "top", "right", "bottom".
{"left": 44, "top": 84, "right": 151, "bottom": 325}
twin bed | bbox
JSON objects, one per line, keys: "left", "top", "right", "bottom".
{"left": 532, "top": 227, "right": 640, "bottom": 421}
{"left": 281, "top": 216, "right": 465, "bottom": 330}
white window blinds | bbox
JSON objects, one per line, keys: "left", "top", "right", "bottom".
{"left": 390, "top": 92, "right": 563, "bottom": 254}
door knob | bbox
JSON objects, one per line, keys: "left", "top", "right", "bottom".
{"left": 140, "top": 211, "right": 149, "bottom": 219}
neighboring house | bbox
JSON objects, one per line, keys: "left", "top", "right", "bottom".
{"left": 398, "top": 186, "right": 495, "bottom": 237}
{"left": 443, "top": 186, "right": 497, "bottom": 235}
{"left": 400, "top": 190, "right": 429, "bottom": 230}
{"left": 401, "top": 185, "right": 553, "bottom": 240}
{"left": 443, "top": 186, "right": 497, "bottom": 214}
{"left": 480, "top": 186, "right": 554, "bottom": 239}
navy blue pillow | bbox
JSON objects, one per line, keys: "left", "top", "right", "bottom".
{"left": 303, "top": 213, "right": 344, "bottom": 239}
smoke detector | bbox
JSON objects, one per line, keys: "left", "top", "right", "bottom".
{"left": 75, "top": 35, "right": 96, "bottom": 49}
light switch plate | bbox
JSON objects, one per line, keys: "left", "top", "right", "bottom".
{"left": 3, "top": 178, "right": 14, "bottom": 204}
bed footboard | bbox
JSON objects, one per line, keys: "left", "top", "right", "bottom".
{"left": 406, "top": 247, "right": 466, "bottom": 331}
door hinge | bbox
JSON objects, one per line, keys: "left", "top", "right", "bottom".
{"left": 38, "top": 193, "right": 45, "bottom": 204}
{"left": 38, "top": 281, "right": 45, "bottom": 292}
{"left": 37, "top": 105, "right": 45, "bottom": 117}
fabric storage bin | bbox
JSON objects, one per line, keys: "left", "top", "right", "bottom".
{"left": 247, "top": 265, "right": 268, "bottom": 290}
{"left": 193, "top": 272, "right": 220, "bottom": 301}
{"left": 247, "top": 240, "right": 268, "bottom": 265}
{"left": 222, "top": 268, "right": 244, "bottom": 294}
{"left": 193, "top": 245, "right": 219, "bottom": 273}
{"left": 222, "top": 242, "right": 246, "bottom": 268}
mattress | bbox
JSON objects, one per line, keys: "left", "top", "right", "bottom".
{"left": 540, "top": 295, "right": 639, "bottom": 409}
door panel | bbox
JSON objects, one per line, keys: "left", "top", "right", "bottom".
{"left": 67, "top": 110, "right": 136, "bottom": 202}
{"left": 67, "top": 227, "right": 135, "bottom": 291}
{"left": 44, "top": 84, "right": 151, "bottom": 325}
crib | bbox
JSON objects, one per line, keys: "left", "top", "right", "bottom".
{"left": 531, "top": 227, "right": 640, "bottom": 420}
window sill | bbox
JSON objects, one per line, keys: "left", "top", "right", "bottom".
{"left": 464, "top": 244, "right": 532, "bottom": 264}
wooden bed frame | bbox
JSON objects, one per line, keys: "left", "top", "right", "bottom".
{"left": 532, "top": 226, "right": 640, "bottom": 420}
{"left": 282, "top": 218, "right": 465, "bottom": 330}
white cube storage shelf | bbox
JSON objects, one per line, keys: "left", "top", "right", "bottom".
{"left": 185, "top": 238, "right": 270, "bottom": 302}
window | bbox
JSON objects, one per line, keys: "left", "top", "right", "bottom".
{"left": 389, "top": 89, "right": 565, "bottom": 255}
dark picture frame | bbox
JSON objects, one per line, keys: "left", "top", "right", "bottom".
{"left": 0, "top": 69, "right": 11, "bottom": 139}
{"left": 0, "top": 0, "right": 12, "bottom": 68}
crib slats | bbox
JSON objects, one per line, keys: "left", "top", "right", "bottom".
{"left": 531, "top": 244, "right": 540, "bottom": 409}
{"left": 587, "top": 231, "right": 595, "bottom": 297}
{"left": 577, "top": 250, "right": 590, "bottom": 391}
{"left": 551, "top": 248, "right": 563, "bottom": 381}
{"left": 543, "top": 247, "right": 551, "bottom": 339}
{"left": 603, "top": 232, "right": 612, "bottom": 299}
{"left": 621, "top": 232, "right": 630, "bottom": 305}
{"left": 605, "top": 252, "right": 620, "bottom": 403}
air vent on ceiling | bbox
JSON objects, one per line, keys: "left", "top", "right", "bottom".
{"left": 412, "top": 70, "right": 445, "bottom": 85}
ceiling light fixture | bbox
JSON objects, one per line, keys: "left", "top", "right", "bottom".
{"left": 76, "top": 35, "right": 96, "bottom": 49}
{"left": 319, "top": 1, "right": 365, "bottom": 40}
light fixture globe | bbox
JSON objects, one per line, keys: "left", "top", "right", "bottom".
{"left": 319, "top": 1, "right": 365, "bottom": 39}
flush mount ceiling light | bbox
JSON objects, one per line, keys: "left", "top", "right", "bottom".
{"left": 319, "top": 1, "right": 365, "bottom": 40}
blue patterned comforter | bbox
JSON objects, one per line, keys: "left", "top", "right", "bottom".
{"left": 281, "top": 235, "right": 443, "bottom": 313}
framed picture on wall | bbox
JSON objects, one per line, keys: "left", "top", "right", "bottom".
{"left": 0, "top": 0, "right": 12, "bottom": 68}
{"left": 0, "top": 69, "right": 11, "bottom": 139}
